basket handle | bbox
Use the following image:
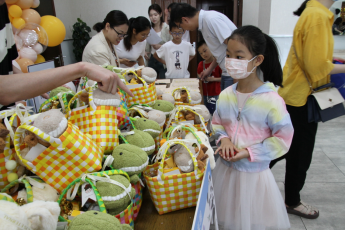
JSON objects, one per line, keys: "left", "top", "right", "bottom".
{"left": 123, "top": 69, "right": 148, "bottom": 88}
{"left": 39, "top": 92, "right": 75, "bottom": 113}
{"left": 172, "top": 87, "right": 192, "bottom": 103}
{"left": 1, "top": 177, "right": 34, "bottom": 203}
{"left": 65, "top": 87, "right": 97, "bottom": 116}
{"left": 155, "top": 139, "right": 202, "bottom": 185}
{"left": 166, "top": 126, "right": 202, "bottom": 144}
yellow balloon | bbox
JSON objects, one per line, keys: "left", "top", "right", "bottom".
{"left": 35, "top": 54, "right": 45, "bottom": 63}
{"left": 9, "top": 15, "right": 14, "bottom": 23}
{"left": 5, "top": 0, "right": 19, "bottom": 4}
{"left": 8, "top": 5, "right": 22, "bottom": 18}
{"left": 12, "top": 17, "right": 25, "bottom": 29}
{"left": 40, "top": 15, "right": 66, "bottom": 47}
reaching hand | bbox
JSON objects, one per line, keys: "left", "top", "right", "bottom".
{"left": 83, "top": 63, "right": 133, "bottom": 96}
{"left": 199, "top": 68, "right": 211, "bottom": 81}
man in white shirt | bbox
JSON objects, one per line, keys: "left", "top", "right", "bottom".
{"left": 165, "top": 3, "right": 190, "bottom": 43}
{"left": 170, "top": 3, "right": 237, "bottom": 90}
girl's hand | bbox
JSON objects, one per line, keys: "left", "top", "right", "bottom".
{"left": 229, "top": 147, "right": 250, "bottom": 162}
{"left": 205, "top": 76, "right": 214, "bottom": 82}
{"left": 215, "top": 138, "right": 235, "bottom": 161}
{"left": 144, "top": 52, "right": 150, "bottom": 60}
{"left": 120, "top": 58, "right": 136, "bottom": 67}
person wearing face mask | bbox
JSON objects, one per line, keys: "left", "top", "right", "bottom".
{"left": 270, "top": 0, "right": 345, "bottom": 219}
{"left": 78, "top": 10, "right": 129, "bottom": 91}
{"left": 211, "top": 25, "right": 293, "bottom": 230}
{"left": 145, "top": 4, "right": 172, "bottom": 79}
{"left": 116, "top": 17, "right": 151, "bottom": 68}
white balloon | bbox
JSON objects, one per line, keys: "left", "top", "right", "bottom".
{"left": 19, "top": 47, "right": 38, "bottom": 62}
{"left": 19, "top": 29, "right": 38, "bottom": 47}
{"left": 14, "top": 35, "right": 23, "bottom": 50}
{"left": 32, "top": 0, "right": 40, "bottom": 8}
{"left": 33, "top": 43, "right": 43, "bottom": 54}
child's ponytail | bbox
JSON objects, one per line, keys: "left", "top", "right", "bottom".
{"left": 229, "top": 25, "right": 283, "bottom": 87}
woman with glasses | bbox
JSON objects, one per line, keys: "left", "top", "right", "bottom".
{"left": 82, "top": 10, "right": 129, "bottom": 67}
{"left": 116, "top": 16, "right": 151, "bottom": 68}
{"left": 145, "top": 4, "right": 172, "bottom": 79}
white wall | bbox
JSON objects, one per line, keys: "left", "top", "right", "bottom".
{"left": 242, "top": 0, "right": 259, "bottom": 27}
{"left": 54, "top": 0, "right": 152, "bottom": 64}
{"left": 269, "top": 0, "right": 300, "bottom": 35}
{"left": 258, "top": 0, "right": 272, "bottom": 34}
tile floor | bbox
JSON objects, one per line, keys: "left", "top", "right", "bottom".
{"left": 271, "top": 116, "right": 345, "bottom": 230}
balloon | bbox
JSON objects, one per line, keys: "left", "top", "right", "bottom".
{"left": 14, "top": 35, "right": 23, "bottom": 50}
{"left": 17, "top": 58, "right": 34, "bottom": 73}
{"left": 31, "top": 0, "right": 39, "bottom": 8}
{"left": 40, "top": 15, "right": 66, "bottom": 47}
{"left": 9, "top": 15, "right": 14, "bottom": 23}
{"left": 12, "top": 17, "right": 25, "bottom": 29}
{"left": 18, "top": 29, "right": 38, "bottom": 46}
{"left": 5, "top": 0, "right": 19, "bottom": 4}
{"left": 35, "top": 54, "right": 45, "bottom": 63}
{"left": 32, "top": 42, "right": 43, "bottom": 54}
{"left": 15, "top": 23, "right": 48, "bottom": 52}
{"left": 16, "top": 0, "right": 33, "bottom": 9}
{"left": 8, "top": 5, "right": 22, "bottom": 18}
{"left": 22, "top": 9, "right": 41, "bottom": 24}
{"left": 19, "top": 47, "right": 37, "bottom": 62}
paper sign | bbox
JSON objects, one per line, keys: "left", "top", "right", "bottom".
{"left": 146, "top": 28, "right": 163, "bottom": 45}
{"left": 81, "top": 183, "right": 96, "bottom": 207}
{"left": 192, "top": 161, "right": 218, "bottom": 230}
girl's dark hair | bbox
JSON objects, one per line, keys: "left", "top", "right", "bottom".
{"left": 229, "top": 25, "right": 283, "bottom": 87}
{"left": 293, "top": 0, "right": 310, "bottom": 17}
{"left": 124, "top": 17, "right": 151, "bottom": 51}
{"left": 93, "top": 10, "right": 129, "bottom": 32}
{"left": 148, "top": 4, "right": 164, "bottom": 27}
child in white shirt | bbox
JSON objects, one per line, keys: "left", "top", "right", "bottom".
{"left": 154, "top": 22, "right": 195, "bottom": 78}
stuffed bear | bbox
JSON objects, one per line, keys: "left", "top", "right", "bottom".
{"left": 122, "top": 130, "right": 155, "bottom": 155}
{"left": 0, "top": 122, "right": 9, "bottom": 153}
{"left": 183, "top": 110, "right": 196, "bottom": 121}
{"left": 180, "top": 90, "right": 189, "bottom": 103}
{"left": 96, "top": 174, "right": 135, "bottom": 215}
{"left": 17, "top": 182, "right": 59, "bottom": 203}
{"left": 156, "top": 88, "right": 163, "bottom": 99}
{"left": 68, "top": 211, "right": 132, "bottom": 230}
{"left": 0, "top": 196, "right": 60, "bottom": 230}
{"left": 111, "top": 144, "right": 149, "bottom": 184}
{"left": 172, "top": 142, "right": 197, "bottom": 173}
{"left": 194, "top": 144, "right": 209, "bottom": 170}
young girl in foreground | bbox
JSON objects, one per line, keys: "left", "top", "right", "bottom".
{"left": 212, "top": 25, "right": 294, "bottom": 230}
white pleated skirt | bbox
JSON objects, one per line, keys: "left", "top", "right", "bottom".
{"left": 212, "top": 159, "right": 290, "bottom": 230}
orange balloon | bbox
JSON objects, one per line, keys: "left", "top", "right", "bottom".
{"left": 22, "top": 9, "right": 41, "bottom": 24}
{"left": 5, "top": 0, "right": 19, "bottom": 4}
{"left": 17, "top": 58, "right": 34, "bottom": 73}
{"left": 16, "top": 0, "right": 33, "bottom": 9}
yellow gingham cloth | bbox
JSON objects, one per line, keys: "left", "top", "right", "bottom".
{"left": 14, "top": 122, "right": 103, "bottom": 193}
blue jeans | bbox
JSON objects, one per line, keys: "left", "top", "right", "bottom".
{"left": 221, "top": 75, "right": 234, "bottom": 91}
{"left": 148, "top": 55, "right": 166, "bottom": 79}
{"left": 203, "top": 95, "right": 219, "bottom": 115}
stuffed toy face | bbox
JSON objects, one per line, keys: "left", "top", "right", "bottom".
{"left": 93, "top": 89, "right": 121, "bottom": 107}
{"left": 194, "top": 105, "right": 211, "bottom": 124}
{"left": 156, "top": 88, "right": 163, "bottom": 99}
{"left": 184, "top": 110, "right": 196, "bottom": 121}
{"left": 172, "top": 143, "right": 197, "bottom": 173}
{"left": 147, "top": 110, "right": 166, "bottom": 127}
{"left": 33, "top": 109, "right": 67, "bottom": 138}
{"left": 68, "top": 211, "right": 132, "bottom": 230}
{"left": 96, "top": 174, "right": 135, "bottom": 215}
{"left": 112, "top": 144, "right": 149, "bottom": 176}
{"left": 180, "top": 90, "right": 189, "bottom": 103}
{"left": 131, "top": 117, "right": 161, "bottom": 139}
{"left": 122, "top": 130, "right": 155, "bottom": 155}
{"left": 151, "top": 100, "right": 174, "bottom": 116}
{"left": 140, "top": 67, "right": 157, "bottom": 83}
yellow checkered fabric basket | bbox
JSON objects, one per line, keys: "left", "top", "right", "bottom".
{"left": 66, "top": 86, "right": 119, "bottom": 153}
{"left": 144, "top": 139, "right": 204, "bottom": 214}
{"left": 14, "top": 121, "right": 103, "bottom": 193}
{"left": 123, "top": 70, "right": 157, "bottom": 107}
{"left": 165, "top": 106, "right": 209, "bottom": 134}
{"left": 172, "top": 87, "right": 201, "bottom": 106}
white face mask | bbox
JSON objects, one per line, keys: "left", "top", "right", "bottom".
{"left": 225, "top": 56, "right": 257, "bottom": 79}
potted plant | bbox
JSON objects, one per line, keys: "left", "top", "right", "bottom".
{"left": 72, "top": 18, "right": 91, "bottom": 62}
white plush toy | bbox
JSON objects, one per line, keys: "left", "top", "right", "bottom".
{"left": 0, "top": 197, "right": 60, "bottom": 230}
{"left": 190, "top": 91, "right": 202, "bottom": 105}
{"left": 17, "top": 181, "right": 59, "bottom": 203}
{"left": 140, "top": 67, "right": 157, "bottom": 83}
{"left": 161, "top": 93, "right": 176, "bottom": 105}
{"left": 193, "top": 105, "right": 211, "bottom": 124}
{"left": 185, "top": 131, "right": 216, "bottom": 170}
{"left": 156, "top": 88, "right": 163, "bottom": 98}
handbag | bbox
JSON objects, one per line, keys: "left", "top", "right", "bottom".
{"left": 293, "top": 46, "right": 345, "bottom": 123}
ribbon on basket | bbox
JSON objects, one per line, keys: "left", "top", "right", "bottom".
{"left": 66, "top": 173, "right": 132, "bottom": 201}
{"left": 18, "top": 175, "right": 45, "bottom": 190}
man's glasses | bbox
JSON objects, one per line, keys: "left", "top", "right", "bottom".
{"left": 112, "top": 27, "right": 128, "bottom": 38}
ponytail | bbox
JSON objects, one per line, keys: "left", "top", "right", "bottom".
{"left": 229, "top": 25, "right": 283, "bottom": 87}
{"left": 293, "top": 0, "right": 310, "bottom": 17}
{"left": 93, "top": 10, "right": 128, "bottom": 32}
{"left": 124, "top": 16, "right": 151, "bottom": 51}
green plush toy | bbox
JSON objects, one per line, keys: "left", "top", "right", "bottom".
{"left": 68, "top": 211, "right": 132, "bottom": 230}
{"left": 122, "top": 129, "right": 155, "bottom": 155}
{"left": 49, "top": 86, "right": 74, "bottom": 98}
{"left": 131, "top": 117, "right": 161, "bottom": 139}
{"left": 112, "top": 144, "right": 149, "bottom": 184}
{"left": 96, "top": 174, "right": 135, "bottom": 216}
{"left": 151, "top": 100, "right": 174, "bottom": 116}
